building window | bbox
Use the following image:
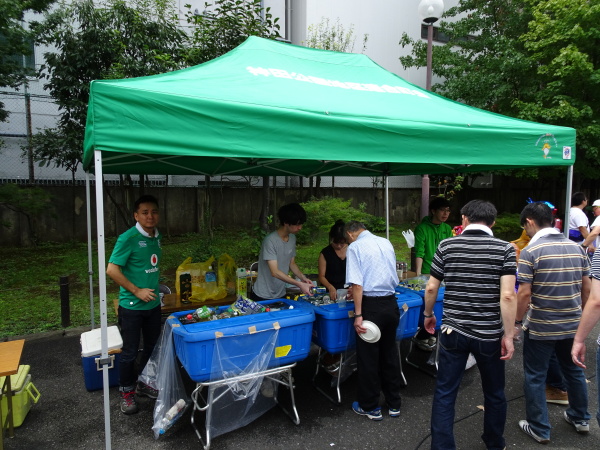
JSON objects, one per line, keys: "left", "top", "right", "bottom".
{"left": 0, "top": 35, "right": 35, "bottom": 70}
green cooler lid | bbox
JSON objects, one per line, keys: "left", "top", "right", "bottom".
{"left": 0, "top": 364, "right": 31, "bottom": 392}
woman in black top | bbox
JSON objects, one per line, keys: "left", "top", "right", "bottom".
{"left": 318, "top": 220, "right": 347, "bottom": 301}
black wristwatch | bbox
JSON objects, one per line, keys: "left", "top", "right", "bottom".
{"left": 423, "top": 312, "right": 434, "bottom": 318}
{"left": 354, "top": 314, "right": 362, "bottom": 318}
{"left": 515, "top": 320, "right": 523, "bottom": 325}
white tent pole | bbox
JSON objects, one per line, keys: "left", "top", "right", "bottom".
{"left": 564, "top": 165, "right": 574, "bottom": 238}
{"left": 94, "top": 150, "right": 112, "bottom": 450}
{"left": 385, "top": 176, "right": 390, "bottom": 240}
{"left": 85, "top": 172, "right": 95, "bottom": 330}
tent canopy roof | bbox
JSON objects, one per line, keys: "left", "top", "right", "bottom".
{"left": 83, "top": 36, "right": 575, "bottom": 177}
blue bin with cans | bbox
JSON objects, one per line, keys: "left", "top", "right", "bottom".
{"left": 396, "top": 286, "right": 445, "bottom": 331}
{"left": 167, "top": 298, "right": 315, "bottom": 382}
{"left": 395, "top": 290, "right": 425, "bottom": 340}
{"left": 301, "top": 289, "right": 423, "bottom": 353}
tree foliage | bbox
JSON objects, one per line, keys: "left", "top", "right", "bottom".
{"left": 183, "top": 0, "right": 281, "bottom": 66}
{"left": 399, "top": 0, "right": 600, "bottom": 180}
{"left": 304, "top": 17, "right": 368, "bottom": 53}
{"left": 0, "top": 0, "right": 54, "bottom": 126}
{"left": 29, "top": 0, "right": 187, "bottom": 172}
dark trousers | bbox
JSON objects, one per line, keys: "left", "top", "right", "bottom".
{"left": 431, "top": 331, "right": 506, "bottom": 450}
{"left": 118, "top": 305, "right": 162, "bottom": 389}
{"left": 356, "top": 295, "right": 402, "bottom": 411}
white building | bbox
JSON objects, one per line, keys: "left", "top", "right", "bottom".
{"left": 1, "top": 0, "right": 460, "bottom": 188}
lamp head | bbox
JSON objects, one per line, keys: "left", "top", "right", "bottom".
{"left": 418, "top": 0, "right": 445, "bottom": 24}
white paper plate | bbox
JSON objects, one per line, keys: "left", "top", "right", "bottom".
{"left": 359, "top": 320, "right": 381, "bottom": 343}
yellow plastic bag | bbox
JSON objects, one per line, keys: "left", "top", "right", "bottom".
{"left": 175, "top": 256, "right": 227, "bottom": 302}
{"left": 218, "top": 254, "right": 237, "bottom": 295}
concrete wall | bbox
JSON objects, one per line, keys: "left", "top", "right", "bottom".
{"left": 0, "top": 185, "right": 423, "bottom": 246}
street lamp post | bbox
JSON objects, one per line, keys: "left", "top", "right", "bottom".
{"left": 418, "top": 0, "right": 444, "bottom": 220}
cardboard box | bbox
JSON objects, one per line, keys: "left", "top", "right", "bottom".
{"left": 167, "top": 299, "right": 315, "bottom": 382}
{"left": 80, "top": 326, "right": 123, "bottom": 391}
{"left": 0, "top": 365, "right": 40, "bottom": 427}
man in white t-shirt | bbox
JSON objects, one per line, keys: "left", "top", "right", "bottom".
{"left": 568, "top": 192, "right": 589, "bottom": 243}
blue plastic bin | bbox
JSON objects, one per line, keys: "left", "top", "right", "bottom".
{"left": 302, "top": 290, "right": 423, "bottom": 353}
{"left": 397, "top": 286, "right": 445, "bottom": 331}
{"left": 304, "top": 301, "right": 356, "bottom": 354}
{"left": 167, "top": 299, "right": 315, "bottom": 382}
{"left": 395, "top": 290, "right": 424, "bottom": 340}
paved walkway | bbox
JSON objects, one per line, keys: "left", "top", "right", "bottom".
{"left": 3, "top": 323, "right": 599, "bottom": 450}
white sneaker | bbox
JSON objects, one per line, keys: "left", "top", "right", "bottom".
{"left": 519, "top": 420, "right": 550, "bottom": 444}
{"left": 564, "top": 411, "right": 589, "bottom": 433}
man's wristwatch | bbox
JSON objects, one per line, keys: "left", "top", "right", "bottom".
{"left": 354, "top": 314, "right": 362, "bottom": 318}
{"left": 423, "top": 312, "right": 434, "bottom": 318}
{"left": 582, "top": 244, "right": 588, "bottom": 248}
{"left": 515, "top": 320, "right": 523, "bottom": 325}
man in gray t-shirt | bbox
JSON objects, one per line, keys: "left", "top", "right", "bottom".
{"left": 250, "top": 203, "right": 313, "bottom": 300}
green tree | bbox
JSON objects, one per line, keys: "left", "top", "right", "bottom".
{"left": 0, "top": 183, "right": 54, "bottom": 244}
{"left": 29, "top": 0, "right": 186, "bottom": 174}
{"left": 304, "top": 17, "right": 368, "bottom": 53}
{"left": 183, "top": 0, "right": 281, "bottom": 66}
{"left": 399, "top": 0, "right": 600, "bottom": 180}
{"left": 515, "top": 0, "right": 600, "bottom": 180}
{"left": 0, "top": 0, "right": 54, "bottom": 138}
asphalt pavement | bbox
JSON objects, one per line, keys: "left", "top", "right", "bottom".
{"left": 3, "top": 322, "right": 600, "bottom": 450}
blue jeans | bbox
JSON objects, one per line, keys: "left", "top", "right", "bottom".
{"left": 546, "top": 352, "right": 567, "bottom": 391}
{"left": 118, "top": 305, "right": 162, "bottom": 389}
{"left": 431, "top": 331, "right": 506, "bottom": 450}
{"left": 522, "top": 332, "right": 590, "bottom": 439}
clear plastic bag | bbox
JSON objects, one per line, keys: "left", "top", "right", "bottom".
{"left": 207, "top": 328, "right": 280, "bottom": 439}
{"left": 139, "top": 324, "right": 190, "bottom": 439}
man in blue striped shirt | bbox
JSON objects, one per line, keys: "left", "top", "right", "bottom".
{"left": 345, "top": 220, "right": 402, "bottom": 421}
{"left": 424, "top": 199, "right": 517, "bottom": 450}
{"left": 517, "top": 201, "right": 591, "bottom": 444}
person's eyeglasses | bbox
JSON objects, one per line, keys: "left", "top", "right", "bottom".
{"left": 438, "top": 208, "right": 451, "bottom": 213}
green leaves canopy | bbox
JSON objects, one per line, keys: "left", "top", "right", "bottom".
{"left": 400, "top": 0, "right": 600, "bottom": 180}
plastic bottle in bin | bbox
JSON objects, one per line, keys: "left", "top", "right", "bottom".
{"left": 192, "top": 306, "right": 214, "bottom": 321}
{"left": 159, "top": 399, "right": 186, "bottom": 435}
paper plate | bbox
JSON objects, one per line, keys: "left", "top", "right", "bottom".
{"left": 359, "top": 320, "right": 381, "bottom": 343}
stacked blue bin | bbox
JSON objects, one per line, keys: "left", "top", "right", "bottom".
{"left": 301, "top": 289, "right": 423, "bottom": 353}
{"left": 396, "top": 286, "right": 445, "bottom": 331}
{"left": 167, "top": 298, "right": 315, "bottom": 382}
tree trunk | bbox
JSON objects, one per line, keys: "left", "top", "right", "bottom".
{"left": 260, "top": 176, "right": 271, "bottom": 231}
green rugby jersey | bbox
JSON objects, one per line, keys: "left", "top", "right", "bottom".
{"left": 109, "top": 223, "right": 162, "bottom": 310}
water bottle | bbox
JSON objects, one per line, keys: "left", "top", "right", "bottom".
{"left": 336, "top": 289, "right": 347, "bottom": 309}
{"left": 159, "top": 399, "right": 186, "bottom": 434}
{"left": 205, "top": 266, "right": 217, "bottom": 294}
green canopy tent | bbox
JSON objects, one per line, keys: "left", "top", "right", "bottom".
{"left": 82, "top": 36, "right": 576, "bottom": 449}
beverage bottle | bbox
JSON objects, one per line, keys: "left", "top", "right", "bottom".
{"left": 159, "top": 399, "right": 186, "bottom": 435}
{"left": 205, "top": 266, "right": 217, "bottom": 295}
{"left": 236, "top": 268, "right": 248, "bottom": 297}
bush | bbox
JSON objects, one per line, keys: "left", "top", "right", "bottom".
{"left": 296, "top": 196, "right": 386, "bottom": 245}
{"left": 493, "top": 213, "right": 522, "bottom": 241}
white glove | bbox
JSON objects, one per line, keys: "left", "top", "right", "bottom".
{"left": 402, "top": 229, "right": 415, "bottom": 248}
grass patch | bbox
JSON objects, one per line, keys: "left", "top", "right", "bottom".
{"left": 0, "top": 226, "right": 413, "bottom": 338}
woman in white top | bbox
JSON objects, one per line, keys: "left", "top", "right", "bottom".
{"left": 568, "top": 192, "right": 589, "bottom": 243}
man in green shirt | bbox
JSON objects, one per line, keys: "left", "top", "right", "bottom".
{"left": 413, "top": 197, "right": 453, "bottom": 351}
{"left": 107, "top": 195, "right": 162, "bottom": 415}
